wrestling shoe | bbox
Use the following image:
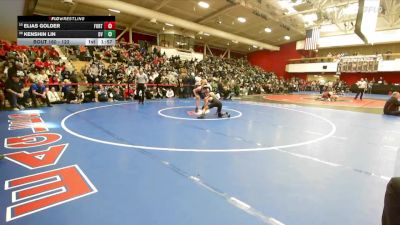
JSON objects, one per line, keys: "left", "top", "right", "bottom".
{"left": 195, "top": 107, "right": 199, "bottom": 113}
{"left": 219, "top": 112, "right": 230, "bottom": 118}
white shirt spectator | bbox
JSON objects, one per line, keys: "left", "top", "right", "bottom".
{"left": 30, "top": 71, "right": 48, "bottom": 83}
{"left": 166, "top": 89, "right": 174, "bottom": 98}
{"left": 150, "top": 71, "right": 159, "bottom": 81}
{"left": 47, "top": 90, "right": 61, "bottom": 103}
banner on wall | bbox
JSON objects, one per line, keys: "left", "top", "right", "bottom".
{"left": 339, "top": 55, "right": 379, "bottom": 73}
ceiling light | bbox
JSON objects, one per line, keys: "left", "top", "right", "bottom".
{"left": 237, "top": 17, "right": 246, "bottom": 23}
{"left": 284, "top": 35, "right": 290, "bottom": 40}
{"left": 203, "top": 33, "right": 210, "bottom": 36}
{"left": 165, "top": 23, "right": 174, "bottom": 27}
{"left": 108, "top": 8, "right": 120, "bottom": 13}
{"left": 198, "top": 1, "right": 209, "bottom": 9}
{"left": 264, "top": 27, "right": 272, "bottom": 33}
{"left": 232, "top": 40, "right": 239, "bottom": 44}
{"left": 253, "top": 45, "right": 258, "bottom": 48}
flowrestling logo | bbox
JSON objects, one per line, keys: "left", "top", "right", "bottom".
{"left": 3, "top": 113, "right": 97, "bottom": 222}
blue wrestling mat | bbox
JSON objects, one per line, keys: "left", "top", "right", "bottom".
{"left": 0, "top": 99, "right": 399, "bottom": 225}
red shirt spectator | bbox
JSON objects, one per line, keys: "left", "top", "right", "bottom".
{"left": 124, "top": 87, "right": 134, "bottom": 99}
{"left": 34, "top": 58, "right": 45, "bottom": 69}
{"left": 43, "top": 60, "right": 53, "bottom": 68}
{"left": 22, "top": 76, "right": 32, "bottom": 88}
{"left": 153, "top": 57, "right": 160, "bottom": 65}
{"left": 0, "top": 48, "right": 6, "bottom": 57}
{"left": 56, "top": 64, "right": 65, "bottom": 73}
{"left": 48, "top": 75, "right": 59, "bottom": 85}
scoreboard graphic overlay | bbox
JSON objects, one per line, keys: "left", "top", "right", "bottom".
{"left": 17, "top": 16, "right": 116, "bottom": 46}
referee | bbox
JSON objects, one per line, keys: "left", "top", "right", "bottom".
{"left": 135, "top": 68, "right": 148, "bottom": 104}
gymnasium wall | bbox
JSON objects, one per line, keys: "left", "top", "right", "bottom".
{"left": 193, "top": 45, "right": 245, "bottom": 59}
{"left": 248, "top": 41, "right": 400, "bottom": 84}
{"left": 317, "top": 43, "right": 400, "bottom": 57}
{"left": 247, "top": 42, "right": 303, "bottom": 78}
{"left": 114, "top": 29, "right": 245, "bottom": 59}
{"left": 0, "top": 0, "right": 24, "bottom": 41}
{"left": 116, "top": 29, "right": 157, "bottom": 44}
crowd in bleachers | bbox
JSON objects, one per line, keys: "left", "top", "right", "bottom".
{"left": 69, "top": 42, "right": 315, "bottom": 98}
{"left": 0, "top": 40, "right": 352, "bottom": 110}
{"left": 0, "top": 40, "right": 77, "bottom": 110}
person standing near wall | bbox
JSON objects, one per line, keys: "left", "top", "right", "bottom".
{"left": 354, "top": 78, "right": 367, "bottom": 100}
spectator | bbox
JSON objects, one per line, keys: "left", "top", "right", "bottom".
{"left": 61, "top": 79, "right": 75, "bottom": 103}
{"left": 96, "top": 85, "right": 108, "bottom": 102}
{"left": 47, "top": 87, "right": 63, "bottom": 104}
{"left": 124, "top": 84, "right": 134, "bottom": 100}
{"left": 34, "top": 57, "right": 44, "bottom": 69}
{"left": 110, "top": 86, "right": 124, "bottom": 101}
{"left": 29, "top": 80, "right": 52, "bottom": 108}
{"left": 166, "top": 88, "right": 174, "bottom": 98}
{"left": 4, "top": 68, "right": 28, "bottom": 110}
{"left": 82, "top": 85, "right": 96, "bottom": 103}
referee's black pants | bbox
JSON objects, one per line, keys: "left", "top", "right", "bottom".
{"left": 208, "top": 99, "right": 222, "bottom": 114}
{"left": 354, "top": 88, "right": 364, "bottom": 100}
{"left": 136, "top": 83, "right": 146, "bottom": 103}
